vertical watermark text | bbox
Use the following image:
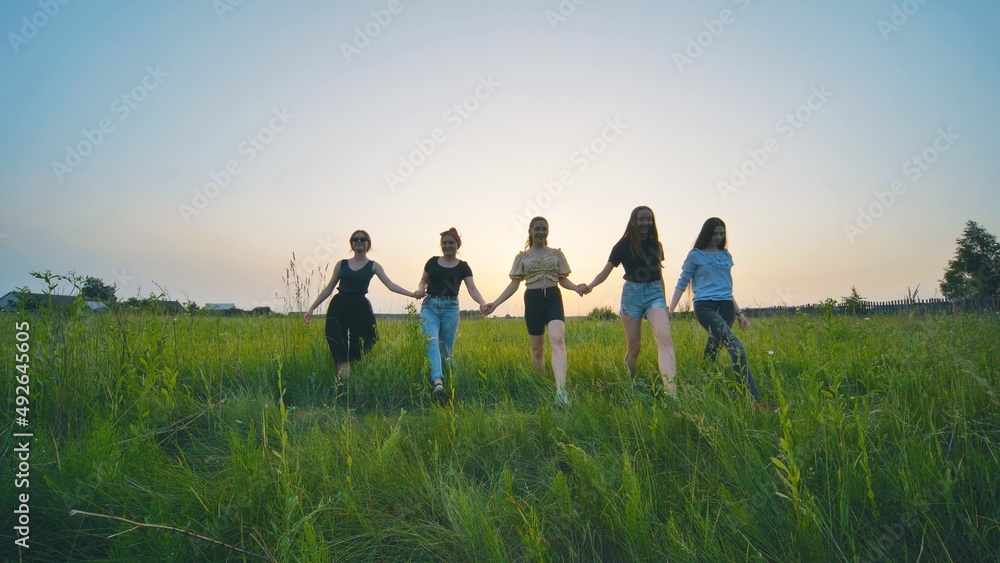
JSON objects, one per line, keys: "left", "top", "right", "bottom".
{"left": 12, "top": 320, "right": 33, "bottom": 549}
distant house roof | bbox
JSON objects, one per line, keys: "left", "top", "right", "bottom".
{"left": 160, "top": 300, "right": 184, "bottom": 312}
{"left": 1, "top": 291, "right": 78, "bottom": 311}
{"left": 205, "top": 303, "right": 236, "bottom": 310}
{"left": 85, "top": 301, "right": 108, "bottom": 311}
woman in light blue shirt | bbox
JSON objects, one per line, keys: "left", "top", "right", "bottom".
{"left": 668, "top": 218, "right": 762, "bottom": 403}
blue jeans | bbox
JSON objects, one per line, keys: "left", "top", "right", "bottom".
{"left": 694, "top": 300, "right": 760, "bottom": 400}
{"left": 420, "top": 296, "right": 460, "bottom": 383}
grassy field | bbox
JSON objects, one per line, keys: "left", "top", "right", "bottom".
{"left": 1, "top": 306, "right": 998, "bottom": 561}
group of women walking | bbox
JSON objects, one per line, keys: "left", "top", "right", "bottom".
{"left": 303, "top": 208, "right": 767, "bottom": 408}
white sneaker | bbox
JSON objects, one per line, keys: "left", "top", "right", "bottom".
{"left": 555, "top": 388, "right": 570, "bottom": 407}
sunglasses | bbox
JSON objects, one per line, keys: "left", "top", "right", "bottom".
{"left": 351, "top": 237, "right": 368, "bottom": 243}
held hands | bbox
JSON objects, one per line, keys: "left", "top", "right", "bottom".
{"left": 480, "top": 302, "right": 496, "bottom": 316}
{"left": 575, "top": 283, "right": 591, "bottom": 297}
{"left": 413, "top": 288, "right": 426, "bottom": 299}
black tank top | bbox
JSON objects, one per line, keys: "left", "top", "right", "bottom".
{"left": 337, "top": 259, "right": 375, "bottom": 294}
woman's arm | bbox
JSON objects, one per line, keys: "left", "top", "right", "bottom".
{"left": 732, "top": 299, "right": 749, "bottom": 330}
{"left": 584, "top": 262, "right": 616, "bottom": 294}
{"left": 558, "top": 276, "right": 584, "bottom": 295}
{"left": 463, "top": 276, "right": 487, "bottom": 306}
{"left": 304, "top": 261, "right": 342, "bottom": 324}
{"left": 485, "top": 279, "right": 521, "bottom": 315}
{"left": 668, "top": 251, "right": 697, "bottom": 314}
{"left": 667, "top": 286, "right": 686, "bottom": 315}
{"left": 372, "top": 262, "right": 417, "bottom": 298}
{"left": 414, "top": 270, "right": 429, "bottom": 299}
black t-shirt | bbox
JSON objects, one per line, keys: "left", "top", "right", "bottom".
{"left": 608, "top": 238, "right": 662, "bottom": 282}
{"left": 424, "top": 257, "right": 473, "bottom": 297}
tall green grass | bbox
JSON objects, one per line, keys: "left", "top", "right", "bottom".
{"left": 1, "top": 307, "right": 998, "bottom": 561}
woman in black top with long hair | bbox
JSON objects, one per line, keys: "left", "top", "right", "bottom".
{"left": 304, "top": 229, "right": 418, "bottom": 380}
{"left": 583, "top": 206, "right": 677, "bottom": 399}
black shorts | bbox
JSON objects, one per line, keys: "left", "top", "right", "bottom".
{"left": 523, "top": 287, "right": 565, "bottom": 336}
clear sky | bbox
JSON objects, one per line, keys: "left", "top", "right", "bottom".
{"left": 2, "top": 0, "right": 998, "bottom": 315}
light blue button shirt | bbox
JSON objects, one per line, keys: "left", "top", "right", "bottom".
{"left": 674, "top": 249, "right": 735, "bottom": 302}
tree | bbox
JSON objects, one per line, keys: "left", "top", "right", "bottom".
{"left": 841, "top": 286, "right": 867, "bottom": 315}
{"left": 81, "top": 276, "right": 117, "bottom": 303}
{"left": 940, "top": 221, "right": 1000, "bottom": 299}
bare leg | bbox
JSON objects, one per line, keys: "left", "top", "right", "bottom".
{"left": 645, "top": 308, "right": 677, "bottom": 395}
{"left": 529, "top": 334, "right": 545, "bottom": 373}
{"left": 548, "top": 320, "right": 567, "bottom": 390}
{"left": 621, "top": 314, "right": 642, "bottom": 377}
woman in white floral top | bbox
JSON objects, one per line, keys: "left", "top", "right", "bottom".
{"left": 484, "top": 216, "right": 586, "bottom": 406}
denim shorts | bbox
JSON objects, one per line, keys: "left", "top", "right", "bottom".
{"left": 620, "top": 281, "right": 666, "bottom": 320}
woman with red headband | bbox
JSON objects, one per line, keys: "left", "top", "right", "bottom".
{"left": 415, "top": 228, "right": 487, "bottom": 399}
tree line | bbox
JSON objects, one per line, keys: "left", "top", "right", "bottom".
{"left": 11, "top": 220, "right": 998, "bottom": 318}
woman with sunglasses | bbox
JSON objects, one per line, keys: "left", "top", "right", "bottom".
{"left": 581, "top": 206, "right": 677, "bottom": 400}
{"left": 483, "top": 216, "right": 585, "bottom": 407}
{"left": 668, "top": 218, "right": 768, "bottom": 407}
{"left": 415, "top": 228, "right": 487, "bottom": 399}
{"left": 304, "top": 230, "right": 419, "bottom": 380}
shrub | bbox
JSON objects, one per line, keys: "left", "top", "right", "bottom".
{"left": 586, "top": 306, "right": 618, "bottom": 321}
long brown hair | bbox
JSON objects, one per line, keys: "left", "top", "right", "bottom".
{"left": 619, "top": 206, "right": 663, "bottom": 266}
{"left": 693, "top": 217, "right": 727, "bottom": 250}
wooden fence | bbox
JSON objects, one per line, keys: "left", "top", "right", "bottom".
{"left": 745, "top": 296, "right": 999, "bottom": 318}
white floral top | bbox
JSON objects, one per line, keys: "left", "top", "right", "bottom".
{"left": 509, "top": 249, "right": 571, "bottom": 283}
